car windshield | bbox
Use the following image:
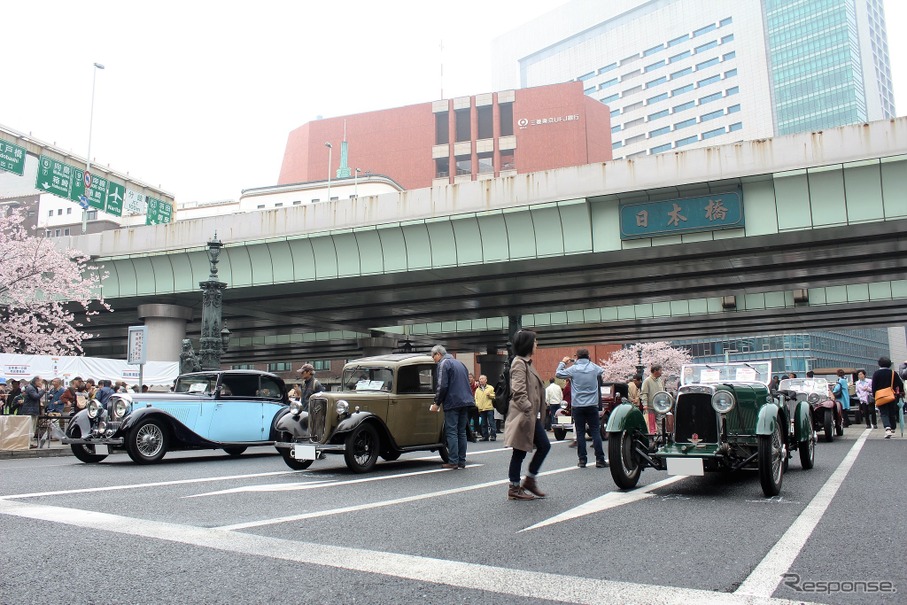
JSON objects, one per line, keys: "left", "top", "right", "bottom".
{"left": 779, "top": 378, "right": 829, "bottom": 394}
{"left": 681, "top": 362, "right": 771, "bottom": 386}
{"left": 174, "top": 374, "right": 218, "bottom": 394}
{"left": 341, "top": 366, "right": 394, "bottom": 392}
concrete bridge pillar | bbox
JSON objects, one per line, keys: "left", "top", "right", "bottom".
{"left": 137, "top": 304, "right": 194, "bottom": 362}
{"left": 358, "top": 336, "right": 398, "bottom": 357}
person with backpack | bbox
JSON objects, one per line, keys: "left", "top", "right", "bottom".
{"left": 504, "top": 330, "right": 551, "bottom": 500}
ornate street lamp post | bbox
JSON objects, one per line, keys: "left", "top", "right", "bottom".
{"left": 198, "top": 235, "right": 230, "bottom": 370}
{"left": 636, "top": 347, "right": 645, "bottom": 379}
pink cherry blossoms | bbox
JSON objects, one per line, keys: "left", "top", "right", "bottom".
{"left": 0, "top": 208, "right": 109, "bottom": 354}
{"left": 599, "top": 341, "right": 692, "bottom": 388}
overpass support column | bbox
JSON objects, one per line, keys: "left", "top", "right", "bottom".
{"left": 137, "top": 304, "right": 194, "bottom": 362}
{"left": 477, "top": 345, "right": 507, "bottom": 386}
{"left": 358, "top": 336, "right": 397, "bottom": 357}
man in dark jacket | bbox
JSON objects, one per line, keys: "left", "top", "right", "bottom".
{"left": 296, "top": 364, "right": 324, "bottom": 411}
{"left": 430, "top": 345, "right": 473, "bottom": 470}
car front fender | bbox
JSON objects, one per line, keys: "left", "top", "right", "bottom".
{"left": 335, "top": 411, "right": 380, "bottom": 434}
{"left": 756, "top": 402, "right": 781, "bottom": 436}
{"left": 606, "top": 402, "right": 647, "bottom": 434}
{"left": 794, "top": 400, "right": 812, "bottom": 441}
{"left": 275, "top": 409, "right": 308, "bottom": 438}
{"left": 65, "top": 410, "right": 92, "bottom": 438}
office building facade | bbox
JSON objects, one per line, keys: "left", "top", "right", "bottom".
{"left": 492, "top": 0, "right": 894, "bottom": 160}
{"left": 278, "top": 81, "right": 612, "bottom": 191}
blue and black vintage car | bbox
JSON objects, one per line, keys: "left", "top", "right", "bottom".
{"left": 63, "top": 370, "right": 290, "bottom": 464}
{"left": 606, "top": 362, "right": 816, "bottom": 497}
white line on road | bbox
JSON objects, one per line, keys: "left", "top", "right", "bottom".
{"left": 0, "top": 498, "right": 816, "bottom": 605}
{"left": 520, "top": 475, "right": 687, "bottom": 532}
{"left": 213, "top": 465, "right": 577, "bottom": 531}
{"left": 734, "top": 428, "right": 870, "bottom": 598}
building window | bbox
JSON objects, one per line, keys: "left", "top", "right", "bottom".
{"left": 599, "top": 62, "right": 617, "bottom": 74}
{"left": 435, "top": 157, "right": 449, "bottom": 178}
{"left": 724, "top": 68, "right": 737, "bottom": 79}
{"left": 729, "top": 122, "right": 743, "bottom": 132}
{"left": 45, "top": 230, "right": 51, "bottom": 237}
{"left": 625, "top": 134, "right": 645, "bottom": 145}
{"left": 624, "top": 85, "right": 642, "bottom": 96}
{"left": 693, "top": 23, "right": 717, "bottom": 37}
{"left": 719, "top": 16, "right": 732, "bottom": 27}
{"left": 651, "top": 142, "right": 673, "bottom": 153}
{"left": 87, "top": 210, "right": 97, "bottom": 220}
{"left": 669, "top": 50, "right": 691, "bottom": 63}
{"left": 649, "top": 126, "right": 671, "bottom": 137}
{"left": 647, "top": 92, "right": 669, "bottom": 104}
{"left": 694, "top": 40, "right": 718, "bottom": 54}
{"left": 723, "top": 51, "right": 736, "bottom": 61}
{"left": 644, "top": 59, "right": 665, "bottom": 72}
{"left": 610, "top": 108, "right": 621, "bottom": 117}
{"left": 701, "top": 109, "right": 723, "bottom": 122}
{"left": 611, "top": 125, "right": 622, "bottom": 133}
{"left": 696, "top": 57, "right": 720, "bottom": 70}
{"left": 675, "top": 118, "right": 697, "bottom": 129}
{"left": 643, "top": 44, "right": 663, "bottom": 57}
{"left": 67, "top": 207, "right": 72, "bottom": 214}
{"left": 672, "top": 83, "right": 695, "bottom": 96}
{"left": 702, "top": 127, "right": 724, "bottom": 139}
{"left": 624, "top": 117, "right": 644, "bottom": 129}
{"left": 601, "top": 77, "right": 619, "bottom": 88}
{"left": 727, "top": 104, "right": 741, "bottom": 114}
{"left": 668, "top": 34, "right": 688, "bottom": 47}
{"left": 676, "top": 135, "right": 698, "bottom": 147}
{"left": 697, "top": 75, "right": 721, "bottom": 87}
{"left": 268, "top": 363, "right": 292, "bottom": 372}
{"left": 477, "top": 151, "right": 493, "bottom": 174}
{"left": 435, "top": 111, "right": 449, "bottom": 145}
{"left": 499, "top": 102, "right": 513, "bottom": 136}
{"left": 671, "top": 67, "right": 693, "bottom": 79}
{"left": 578, "top": 70, "right": 596, "bottom": 81}
{"left": 55, "top": 229, "right": 61, "bottom": 237}
{"left": 612, "top": 141, "right": 623, "bottom": 149}
{"left": 700, "top": 91, "right": 723, "bottom": 104}
{"left": 500, "top": 151, "right": 515, "bottom": 170}
{"left": 673, "top": 100, "right": 696, "bottom": 113}
{"left": 726, "top": 86, "right": 739, "bottom": 96}
{"left": 293, "top": 200, "right": 302, "bottom": 205}
{"left": 721, "top": 34, "right": 734, "bottom": 44}
{"left": 275, "top": 202, "right": 283, "bottom": 207}
{"left": 455, "top": 108, "right": 470, "bottom": 142}
{"left": 455, "top": 154, "right": 471, "bottom": 176}
{"left": 646, "top": 75, "right": 668, "bottom": 88}
{"left": 601, "top": 93, "right": 620, "bottom": 104}
{"left": 232, "top": 364, "right": 255, "bottom": 370}
{"left": 477, "top": 105, "right": 492, "bottom": 139}
{"left": 63, "top": 228, "right": 70, "bottom": 236}
{"left": 648, "top": 109, "right": 670, "bottom": 121}
{"left": 257, "top": 204, "right": 265, "bottom": 209}
{"left": 311, "top": 198, "right": 320, "bottom": 203}
{"left": 312, "top": 360, "right": 331, "bottom": 371}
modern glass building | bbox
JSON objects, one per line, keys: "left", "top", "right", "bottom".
{"left": 492, "top": 0, "right": 895, "bottom": 160}
{"left": 672, "top": 329, "right": 891, "bottom": 375}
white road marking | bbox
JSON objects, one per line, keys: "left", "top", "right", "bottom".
{"left": 520, "top": 475, "right": 687, "bottom": 532}
{"left": 0, "top": 470, "right": 309, "bottom": 501}
{"left": 186, "top": 464, "right": 484, "bottom": 498}
{"left": 0, "top": 499, "right": 815, "bottom": 605}
{"left": 734, "top": 429, "right": 870, "bottom": 598}
{"left": 214, "top": 465, "right": 577, "bottom": 531}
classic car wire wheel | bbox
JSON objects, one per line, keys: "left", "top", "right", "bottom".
{"left": 128, "top": 419, "right": 168, "bottom": 463}
{"left": 758, "top": 422, "right": 784, "bottom": 497}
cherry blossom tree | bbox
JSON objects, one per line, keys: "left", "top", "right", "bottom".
{"left": 600, "top": 341, "right": 692, "bottom": 388}
{"left": 0, "top": 208, "right": 109, "bottom": 354}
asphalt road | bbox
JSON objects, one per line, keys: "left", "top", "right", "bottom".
{"left": 0, "top": 427, "right": 903, "bottom": 605}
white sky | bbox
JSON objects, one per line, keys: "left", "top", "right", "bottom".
{"left": 1, "top": 0, "right": 904, "bottom": 204}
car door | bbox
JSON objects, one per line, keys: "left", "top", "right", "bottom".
{"left": 386, "top": 364, "right": 442, "bottom": 447}
{"left": 206, "top": 375, "right": 272, "bottom": 443}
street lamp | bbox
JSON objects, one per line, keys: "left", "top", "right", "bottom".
{"left": 324, "top": 142, "right": 333, "bottom": 201}
{"left": 635, "top": 347, "right": 645, "bottom": 379}
{"left": 354, "top": 167, "right": 361, "bottom": 199}
{"left": 198, "top": 235, "right": 229, "bottom": 370}
{"left": 82, "top": 62, "right": 105, "bottom": 234}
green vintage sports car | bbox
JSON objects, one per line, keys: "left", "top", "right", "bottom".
{"left": 606, "top": 362, "right": 816, "bottom": 497}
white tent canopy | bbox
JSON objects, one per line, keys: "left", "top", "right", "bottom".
{"left": 0, "top": 353, "right": 179, "bottom": 386}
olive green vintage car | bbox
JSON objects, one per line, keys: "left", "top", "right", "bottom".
{"left": 606, "top": 362, "right": 816, "bottom": 497}
{"left": 274, "top": 354, "right": 448, "bottom": 473}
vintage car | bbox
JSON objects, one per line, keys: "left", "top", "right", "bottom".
{"left": 811, "top": 368, "right": 864, "bottom": 425}
{"left": 274, "top": 354, "right": 448, "bottom": 473}
{"left": 606, "top": 362, "right": 816, "bottom": 497}
{"left": 552, "top": 382, "right": 629, "bottom": 441}
{"left": 63, "top": 370, "right": 290, "bottom": 464}
{"left": 778, "top": 377, "right": 843, "bottom": 442}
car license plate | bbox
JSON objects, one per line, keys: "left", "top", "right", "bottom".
{"left": 292, "top": 444, "right": 317, "bottom": 460}
{"left": 667, "top": 457, "right": 704, "bottom": 476}
{"left": 94, "top": 445, "right": 109, "bottom": 455}
{"left": 557, "top": 417, "right": 573, "bottom": 425}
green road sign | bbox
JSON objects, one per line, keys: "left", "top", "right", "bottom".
{"left": 146, "top": 196, "right": 173, "bottom": 225}
{"left": 0, "top": 140, "right": 26, "bottom": 176}
{"left": 36, "top": 155, "right": 77, "bottom": 198}
{"left": 105, "top": 181, "right": 125, "bottom": 216}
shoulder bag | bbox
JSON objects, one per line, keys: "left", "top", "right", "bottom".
{"left": 874, "top": 371, "right": 896, "bottom": 407}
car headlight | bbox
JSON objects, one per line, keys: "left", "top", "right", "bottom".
{"left": 289, "top": 400, "right": 303, "bottom": 415}
{"left": 807, "top": 393, "right": 819, "bottom": 405}
{"left": 711, "top": 391, "right": 736, "bottom": 414}
{"left": 336, "top": 400, "right": 350, "bottom": 415}
{"left": 652, "top": 391, "right": 674, "bottom": 414}
{"left": 112, "top": 395, "right": 131, "bottom": 419}
{"left": 87, "top": 399, "right": 101, "bottom": 419}
{"left": 560, "top": 401, "right": 568, "bottom": 409}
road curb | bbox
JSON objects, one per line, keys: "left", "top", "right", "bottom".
{"left": 0, "top": 446, "right": 73, "bottom": 459}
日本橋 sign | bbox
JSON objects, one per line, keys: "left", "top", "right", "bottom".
{"left": 619, "top": 191, "right": 743, "bottom": 239}
{"left": 35, "top": 154, "right": 125, "bottom": 217}
{"left": 0, "top": 140, "right": 26, "bottom": 176}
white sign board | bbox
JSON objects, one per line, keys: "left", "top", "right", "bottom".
{"left": 127, "top": 326, "right": 148, "bottom": 365}
{"left": 124, "top": 188, "right": 148, "bottom": 216}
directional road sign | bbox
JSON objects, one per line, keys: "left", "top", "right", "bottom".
{"left": 0, "top": 140, "right": 26, "bottom": 176}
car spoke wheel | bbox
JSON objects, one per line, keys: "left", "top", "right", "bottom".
{"left": 799, "top": 426, "right": 816, "bottom": 470}
{"left": 223, "top": 446, "right": 247, "bottom": 456}
{"left": 69, "top": 426, "right": 107, "bottom": 464}
{"left": 758, "top": 421, "right": 784, "bottom": 497}
{"left": 344, "top": 423, "right": 380, "bottom": 473}
{"left": 127, "top": 418, "right": 168, "bottom": 464}
{"left": 823, "top": 408, "right": 834, "bottom": 442}
{"left": 553, "top": 427, "right": 567, "bottom": 441}
{"left": 609, "top": 430, "right": 643, "bottom": 490}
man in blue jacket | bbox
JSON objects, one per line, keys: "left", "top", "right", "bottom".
{"left": 430, "top": 344, "right": 473, "bottom": 470}
{"left": 556, "top": 349, "right": 607, "bottom": 468}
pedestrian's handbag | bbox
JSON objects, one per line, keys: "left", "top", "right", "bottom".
{"left": 874, "top": 372, "right": 896, "bottom": 407}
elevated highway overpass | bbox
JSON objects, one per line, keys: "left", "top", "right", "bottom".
{"left": 69, "top": 118, "right": 907, "bottom": 362}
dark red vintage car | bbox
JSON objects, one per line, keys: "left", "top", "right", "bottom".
{"left": 778, "top": 377, "right": 843, "bottom": 442}
{"left": 551, "top": 382, "right": 629, "bottom": 441}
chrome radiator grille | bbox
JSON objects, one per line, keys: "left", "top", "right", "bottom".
{"left": 309, "top": 398, "right": 327, "bottom": 442}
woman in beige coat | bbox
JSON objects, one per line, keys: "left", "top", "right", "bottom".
{"left": 504, "top": 330, "right": 551, "bottom": 500}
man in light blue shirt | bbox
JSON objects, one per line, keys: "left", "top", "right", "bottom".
{"left": 556, "top": 349, "right": 607, "bottom": 468}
